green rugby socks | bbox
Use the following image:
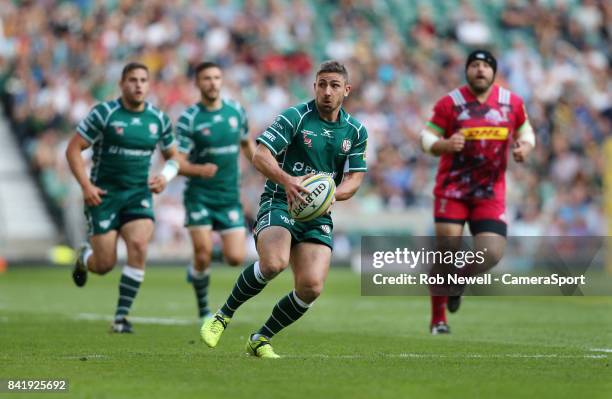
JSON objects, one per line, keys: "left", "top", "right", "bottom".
{"left": 256, "top": 290, "right": 311, "bottom": 339}
{"left": 220, "top": 262, "right": 268, "bottom": 317}
{"left": 114, "top": 265, "right": 144, "bottom": 320}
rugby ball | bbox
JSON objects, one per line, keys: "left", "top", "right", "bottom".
{"left": 290, "top": 174, "right": 336, "bottom": 222}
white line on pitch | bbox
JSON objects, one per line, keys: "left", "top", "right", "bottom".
{"left": 63, "top": 354, "right": 109, "bottom": 360}
{"left": 287, "top": 353, "right": 607, "bottom": 360}
{"left": 75, "top": 313, "right": 196, "bottom": 325}
{"left": 590, "top": 348, "right": 612, "bottom": 353}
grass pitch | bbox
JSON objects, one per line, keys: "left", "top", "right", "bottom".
{"left": 1, "top": 266, "right": 611, "bottom": 398}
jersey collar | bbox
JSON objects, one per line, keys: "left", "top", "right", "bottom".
{"left": 311, "top": 99, "right": 348, "bottom": 128}
{"left": 198, "top": 99, "right": 224, "bottom": 113}
{"left": 461, "top": 84, "right": 499, "bottom": 106}
{"left": 117, "top": 97, "right": 148, "bottom": 114}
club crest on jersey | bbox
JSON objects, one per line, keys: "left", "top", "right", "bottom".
{"left": 342, "top": 139, "right": 352, "bottom": 153}
{"left": 484, "top": 109, "right": 507, "bottom": 124}
{"left": 229, "top": 116, "right": 238, "bottom": 129}
{"left": 114, "top": 126, "right": 124, "bottom": 135}
{"left": 457, "top": 108, "right": 470, "bottom": 121}
{"left": 200, "top": 128, "right": 211, "bottom": 136}
{"left": 148, "top": 123, "right": 158, "bottom": 136}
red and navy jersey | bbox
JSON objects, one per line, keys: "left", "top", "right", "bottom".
{"left": 427, "top": 84, "right": 528, "bottom": 201}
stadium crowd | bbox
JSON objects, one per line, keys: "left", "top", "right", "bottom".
{"left": 0, "top": 0, "right": 610, "bottom": 250}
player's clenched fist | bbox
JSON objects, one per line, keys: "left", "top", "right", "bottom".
{"left": 512, "top": 140, "right": 533, "bottom": 163}
{"left": 445, "top": 132, "right": 465, "bottom": 152}
{"left": 198, "top": 163, "right": 218, "bottom": 178}
{"left": 148, "top": 175, "right": 167, "bottom": 193}
{"left": 82, "top": 183, "right": 106, "bottom": 207}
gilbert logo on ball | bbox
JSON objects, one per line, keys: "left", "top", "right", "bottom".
{"left": 290, "top": 174, "right": 336, "bottom": 222}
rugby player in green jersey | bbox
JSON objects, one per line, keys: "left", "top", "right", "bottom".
{"left": 66, "top": 62, "right": 180, "bottom": 333}
{"left": 175, "top": 62, "right": 256, "bottom": 320}
{"left": 201, "top": 61, "right": 368, "bottom": 358}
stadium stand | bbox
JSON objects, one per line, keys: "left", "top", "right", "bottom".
{"left": 0, "top": 110, "right": 57, "bottom": 259}
{"left": 0, "top": 0, "right": 609, "bottom": 259}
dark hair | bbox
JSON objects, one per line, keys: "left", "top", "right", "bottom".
{"left": 121, "top": 62, "right": 149, "bottom": 81}
{"left": 316, "top": 60, "right": 349, "bottom": 82}
{"left": 195, "top": 61, "right": 221, "bottom": 77}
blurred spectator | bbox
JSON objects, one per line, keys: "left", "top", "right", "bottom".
{"left": 454, "top": 1, "right": 492, "bottom": 46}
{"left": 0, "top": 0, "right": 609, "bottom": 254}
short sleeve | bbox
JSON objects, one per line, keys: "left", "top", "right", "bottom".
{"left": 426, "top": 96, "right": 452, "bottom": 135}
{"left": 176, "top": 112, "right": 194, "bottom": 154}
{"left": 514, "top": 97, "right": 528, "bottom": 130}
{"left": 159, "top": 113, "right": 175, "bottom": 150}
{"left": 256, "top": 109, "right": 296, "bottom": 155}
{"left": 347, "top": 126, "right": 368, "bottom": 172}
{"left": 239, "top": 105, "right": 249, "bottom": 141}
{"left": 76, "top": 104, "right": 106, "bottom": 144}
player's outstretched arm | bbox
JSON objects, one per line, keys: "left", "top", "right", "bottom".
{"left": 65, "top": 134, "right": 106, "bottom": 206}
{"left": 252, "top": 143, "right": 310, "bottom": 209}
{"left": 175, "top": 152, "right": 218, "bottom": 179}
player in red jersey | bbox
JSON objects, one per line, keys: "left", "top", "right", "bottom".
{"left": 420, "top": 50, "right": 536, "bottom": 334}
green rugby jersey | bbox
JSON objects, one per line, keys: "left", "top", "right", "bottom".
{"left": 176, "top": 99, "right": 249, "bottom": 206}
{"left": 76, "top": 98, "right": 174, "bottom": 189}
{"left": 256, "top": 100, "right": 368, "bottom": 204}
